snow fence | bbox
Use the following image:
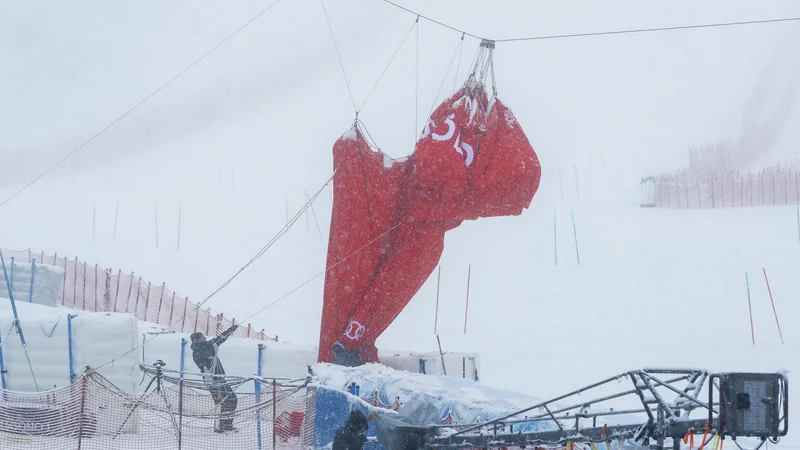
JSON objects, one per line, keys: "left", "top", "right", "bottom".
{"left": 0, "top": 248, "right": 277, "bottom": 342}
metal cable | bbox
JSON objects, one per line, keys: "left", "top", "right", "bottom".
{"left": 0, "top": 0, "right": 284, "bottom": 209}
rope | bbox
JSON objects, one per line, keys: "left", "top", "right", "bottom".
{"left": 415, "top": 16, "right": 420, "bottom": 141}
{"left": 427, "top": 34, "right": 467, "bottom": 123}
{"left": 377, "top": 0, "right": 484, "bottom": 40}
{"left": 359, "top": 18, "right": 419, "bottom": 113}
{"left": 496, "top": 16, "right": 800, "bottom": 42}
{"left": 174, "top": 173, "right": 334, "bottom": 323}
{"left": 453, "top": 34, "right": 465, "bottom": 93}
{"left": 377, "top": 0, "right": 800, "bottom": 42}
{"left": 92, "top": 174, "right": 334, "bottom": 372}
{"left": 0, "top": 0, "right": 284, "bottom": 210}
{"left": 237, "top": 216, "right": 408, "bottom": 325}
{"left": 319, "top": 0, "right": 357, "bottom": 114}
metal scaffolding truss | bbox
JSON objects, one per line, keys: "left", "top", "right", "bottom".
{"left": 430, "top": 368, "right": 788, "bottom": 450}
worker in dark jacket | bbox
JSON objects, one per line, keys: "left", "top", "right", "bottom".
{"left": 333, "top": 409, "right": 377, "bottom": 450}
{"left": 190, "top": 324, "right": 239, "bottom": 433}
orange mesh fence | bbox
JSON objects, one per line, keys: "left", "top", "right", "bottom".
{"left": 0, "top": 370, "right": 312, "bottom": 450}
{"left": 0, "top": 249, "right": 276, "bottom": 342}
{"left": 642, "top": 164, "right": 800, "bottom": 209}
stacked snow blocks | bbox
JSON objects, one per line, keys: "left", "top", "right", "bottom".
{"left": 0, "top": 259, "right": 65, "bottom": 308}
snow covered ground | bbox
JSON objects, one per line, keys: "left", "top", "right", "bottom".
{"left": 2, "top": 0, "right": 800, "bottom": 448}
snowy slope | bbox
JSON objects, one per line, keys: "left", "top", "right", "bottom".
{"left": 3, "top": 0, "right": 800, "bottom": 448}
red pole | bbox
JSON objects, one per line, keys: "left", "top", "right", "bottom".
{"left": 463, "top": 265, "right": 471, "bottom": 334}
{"left": 434, "top": 266, "right": 441, "bottom": 334}
{"left": 763, "top": 268, "right": 785, "bottom": 344}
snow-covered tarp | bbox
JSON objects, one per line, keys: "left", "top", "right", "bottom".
{"left": 311, "top": 362, "right": 553, "bottom": 430}
{"left": 0, "top": 258, "right": 64, "bottom": 308}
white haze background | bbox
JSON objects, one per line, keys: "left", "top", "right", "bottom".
{"left": 2, "top": 0, "right": 800, "bottom": 446}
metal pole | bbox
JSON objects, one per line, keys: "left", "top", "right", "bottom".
{"left": 0, "top": 249, "right": 27, "bottom": 345}
{"left": 434, "top": 266, "right": 441, "bottom": 334}
{"left": 28, "top": 259, "right": 36, "bottom": 302}
{"left": 0, "top": 325, "right": 6, "bottom": 389}
{"left": 68, "top": 315, "right": 76, "bottom": 383}
{"left": 256, "top": 344, "right": 264, "bottom": 450}
{"left": 77, "top": 375, "right": 88, "bottom": 449}
{"left": 272, "top": 379, "right": 277, "bottom": 450}
{"left": 179, "top": 339, "right": 186, "bottom": 379}
{"left": 178, "top": 338, "right": 186, "bottom": 449}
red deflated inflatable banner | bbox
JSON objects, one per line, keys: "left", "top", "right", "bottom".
{"left": 318, "top": 78, "right": 541, "bottom": 365}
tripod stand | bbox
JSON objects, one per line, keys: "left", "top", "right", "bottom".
{"left": 113, "top": 360, "right": 180, "bottom": 439}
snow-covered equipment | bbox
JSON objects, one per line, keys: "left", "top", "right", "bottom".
{"left": 426, "top": 369, "right": 788, "bottom": 450}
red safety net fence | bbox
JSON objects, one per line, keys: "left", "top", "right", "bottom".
{"left": 641, "top": 86, "right": 797, "bottom": 210}
{"left": 0, "top": 370, "right": 312, "bottom": 450}
{"left": 0, "top": 248, "right": 277, "bottom": 342}
{"left": 643, "top": 164, "right": 800, "bottom": 209}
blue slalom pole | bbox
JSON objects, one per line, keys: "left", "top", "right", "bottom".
{"left": 9, "top": 257, "right": 14, "bottom": 291}
{"left": 179, "top": 338, "right": 186, "bottom": 379}
{"left": 68, "top": 314, "right": 76, "bottom": 383}
{"left": 571, "top": 209, "right": 581, "bottom": 266}
{"left": 256, "top": 343, "right": 264, "bottom": 450}
{"left": 28, "top": 259, "right": 36, "bottom": 303}
{"left": 0, "top": 249, "right": 27, "bottom": 345}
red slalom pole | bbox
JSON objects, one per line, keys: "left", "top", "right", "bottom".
{"left": 746, "top": 271, "right": 755, "bottom": 345}
{"left": 463, "top": 265, "right": 471, "bottom": 334}
{"left": 434, "top": 266, "right": 441, "bottom": 334}
{"left": 762, "top": 267, "right": 785, "bottom": 344}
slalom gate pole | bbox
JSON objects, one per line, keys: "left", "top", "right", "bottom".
{"left": 762, "top": 268, "right": 784, "bottom": 344}
{"left": 553, "top": 208, "right": 558, "bottom": 265}
{"left": 436, "top": 335, "right": 447, "bottom": 376}
{"left": 28, "top": 259, "right": 36, "bottom": 302}
{"left": 177, "top": 199, "right": 182, "bottom": 251}
{"left": 571, "top": 209, "right": 580, "bottom": 266}
{"left": 434, "top": 266, "right": 441, "bottom": 334}
{"left": 463, "top": 265, "right": 471, "bottom": 334}
{"left": 256, "top": 344, "right": 264, "bottom": 450}
{"left": 154, "top": 202, "right": 159, "bottom": 249}
{"left": 745, "top": 272, "right": 755, "bottom": 345}
{"left": 113, "top": 200, "right": 119, "bottom": 242}
{"left": 68, "top": 314, "right": 76, "bottom": 383}
{"left": 0, "top": 249, "right": 27, "bottom": 345}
